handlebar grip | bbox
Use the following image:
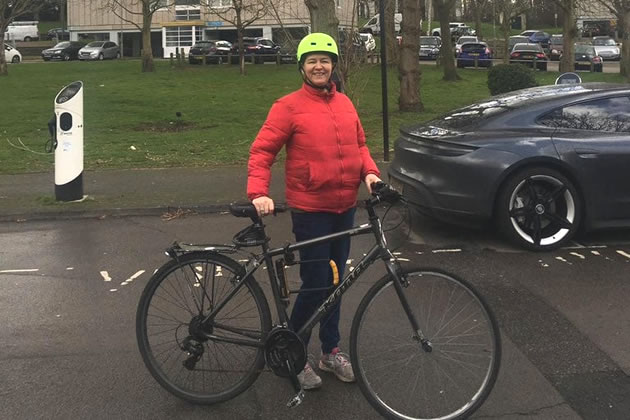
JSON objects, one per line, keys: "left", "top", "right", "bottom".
{"left": 274, "top": 203, "right": 288, "bottom": 215}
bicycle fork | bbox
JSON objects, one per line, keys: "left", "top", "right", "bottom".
{"left": 386, "top": 260, "right": 433, "bottom": 352}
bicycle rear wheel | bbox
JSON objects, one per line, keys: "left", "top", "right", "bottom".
{"left": 136, "top": 252, "right": 272, "bottom": 404}
{"left": 351, "top": 268, "right": 501, "bottom": 420}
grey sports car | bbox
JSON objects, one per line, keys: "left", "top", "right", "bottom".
{"left": 389, "top": 83, "right": 630, "bottom": 251}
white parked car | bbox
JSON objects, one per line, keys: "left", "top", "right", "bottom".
{"left": 359, "top": 33, "right": 376, "bottom": 52}
{"left": 455, "top": 36, "right": 479, "bottom": 55}
{"left": 591, "top": 36, "right": 620, "bottom": 61}
{"left": 4, "top": 43, "right": 22, "bottom": 63}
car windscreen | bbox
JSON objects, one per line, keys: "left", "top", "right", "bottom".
{"left": 420, "top": 85, "right": 592, "bottom": 131}
{"left": 458, "top": 37, "right": 477, "bottom": 44}
{"left": 575, "top": 45, "right": 594, "bottom": 54}
{"left": 461, "top": 43, "right": 486, "bottom": 52}
{"left": 592, "top": 38, "right": 615, "bottom": 46}
{"left": 420, "top": 37, "right": 439, "bottom": 46}
{"left": 513, "top": 44, "right": 541, "bottom": 52}
{"left": 54, "top": 42, "right": 71, "bottom": 48}
{"left": 551, "top": 37, "right": 563, "bottom": 45}
{"left": 509, "top": 37, "right": 528, "bottom": 46}
{"left": 87, "top": 42, "right": 105, "bottom": 47}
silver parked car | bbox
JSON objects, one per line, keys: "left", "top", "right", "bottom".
{"left": 78, "top": 41, "right": 120, "bottom": 60}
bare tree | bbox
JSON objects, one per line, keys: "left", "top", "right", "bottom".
{"left": 552, "top": 0, "right": 577, "bottom": 72}
{"left": 398, "top": 0, "right": 423, "bottom": 111}
{"left": 0, "top": 0, "right": 45, "bottom": 76}
{"left": 305, "top": 0, "right": 339, "bottom": 35}
{"left": 434, "top": 0, "right": 459, "bottom": 80}
{"left": 469, "top": 0, "right": 488, "bottom": 39}
{"left": 101, "top": 0, "right": 171, "bottom": 72}
{"left": 205, "top": 0, "right": 274, "bottom": 75}
{"left": 382, "top": 0, "right": 399, "bottom": 64}
{"left": 595, "top": 0, "right": 630, "bottom": 76}
{"left": 495, "top": 0, "right": 529, "bottom": 63}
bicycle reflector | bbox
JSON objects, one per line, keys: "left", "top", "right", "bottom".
{"left": 329, "top": 260, "right": 339, "bottom": 286}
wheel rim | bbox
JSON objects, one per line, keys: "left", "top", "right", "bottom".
{"left": 354, "top": 272, "right": 499, "bottom": 420}
{"left": 12, "top": 56, "right": 19, "bottom": 63}
{"left": 508, "top": 174, "right": 576, "bottom": 247}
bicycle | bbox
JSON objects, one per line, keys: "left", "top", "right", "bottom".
{"left": 136, "top": 183, "right": 501, "bottom": 420}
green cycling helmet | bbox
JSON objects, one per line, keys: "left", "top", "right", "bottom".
{"left": 296, "top": 33, "right": 339, "bottom": 63}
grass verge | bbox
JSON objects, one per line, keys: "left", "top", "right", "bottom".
{"left": 0, "top": 59, "right": 624, "bottom": 175}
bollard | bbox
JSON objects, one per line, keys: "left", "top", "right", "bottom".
{"left": 53, "top": 81, "right": 84, "bottom": 201}
{"left": 170, "top": 52, "right": 174, "bottom": 66}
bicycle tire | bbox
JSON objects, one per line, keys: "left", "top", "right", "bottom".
{"left": 136, "top": 252, "right": 272, "bottom": 404}
{"left": 350, "top": 268, "right": 501, "bottom": 420}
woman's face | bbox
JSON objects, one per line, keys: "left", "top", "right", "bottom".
{"left": 302, "top": 53, "right": 333, "bottom": 87}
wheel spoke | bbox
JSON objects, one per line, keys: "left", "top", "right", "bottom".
{"left": 545, "top": 184, "right": 567, "bottom": 204}
{"left": 524, "top": 178, "right": 539, "bottom": 201}
{"left": 532, "top": 214, "right": 542, "bottom": 245}
{"left": 544, "top": 211, "right": 572, "bottom": 229}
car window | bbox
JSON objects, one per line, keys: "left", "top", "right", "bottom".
{"left": 539, "top": 97, "right": 630, "bottom": 132}
{"left": 575, "top": 45, "right": 595, "bottom": 54}
{"left": 514, "top": 44, "right": 542, "bottom": 52}
{"left": 88, "top": 41, "right": 105, "bottom": 47}
{"left": 55, "top": 42, "right": 71, "bottom": 48}
{"left": 259, "top": 40, "right": 273, "bottom": 47}
{"left": 420, "top": 37, "right": 439, "bottom": 46}
{"left": 593, "top": 38, "right": 615, "bottom": 46}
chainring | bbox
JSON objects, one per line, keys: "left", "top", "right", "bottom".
{"left": 264, "top": 327, "right": 307, "bottom": 377}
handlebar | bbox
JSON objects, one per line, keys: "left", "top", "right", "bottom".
{"left": 367, "top": 182, "right": 403, "bottom": 206}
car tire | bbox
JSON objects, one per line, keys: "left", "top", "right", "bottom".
{"left": 24, "top": 36, "right": 32, "bottom": 42}
{"left": 496, "top": 167, "right": 581, "bottom": 252}
{"left": 11, "top": 55, "right": 20, "bottom": 63}
{"left": 63, "top": 53, "right": 71, "bottom": 61}
{"left": 116, "top": 52, "right": 121, "bottom": 59}
{"left": 98, "top": 53, "right": 104, "bottom": 61}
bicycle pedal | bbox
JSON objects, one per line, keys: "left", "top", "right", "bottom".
{"left": 286, "top": 390, "right": 305, "bottom": 408}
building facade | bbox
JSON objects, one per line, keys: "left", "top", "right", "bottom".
{"left": 68, "top": 0, "right": 359, "bottom": 58}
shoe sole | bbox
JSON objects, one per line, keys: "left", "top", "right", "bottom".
{"left": 318, "top": 361, "right": 356, "bottom": 383}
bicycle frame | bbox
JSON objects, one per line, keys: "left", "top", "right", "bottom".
{"left": 196, "top": 204, "right": 423, "bottom": 348}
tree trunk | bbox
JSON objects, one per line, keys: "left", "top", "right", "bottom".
{"left": 622, "top": 10, "right": 630, "bottom": 78}
{"left": 383, "top": 0, "right": 399, "bottom": 65}
{"left": 435, "top": 0, "right": 459, "bottom": 81}
{"left": 236, "top": 10, "right": 246, "bottom": 75}
{"left": 472, "top": 0, "right": 485, "bottom": 40}
{"left": 398, "top": 0, "right": 423, "bottom": 111}
{"left": 0, "top": 32, "right": 7, "bottom": 76}
{"left": 305, "top": 0, "right": 339, "bottom": 36}
{"left": 559, "top": 0, "right": 575, "bottom": 73}
{"left": 500, "top": 12, "right": 511, "bottom": 64}
{"left": 141, "top": 2, "right": 154, "bottom": 72}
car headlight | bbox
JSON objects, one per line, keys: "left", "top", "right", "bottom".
{"left": 91, "top": 51, "right": 98, "bottom": 56}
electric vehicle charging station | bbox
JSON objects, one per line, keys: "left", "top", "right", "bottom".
{"left": 53, "top": 81, "right": 84, "bottom": 201}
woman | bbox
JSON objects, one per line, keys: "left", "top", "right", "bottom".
{"left": 247, "top": 32, "right": 381, "bottom": 390}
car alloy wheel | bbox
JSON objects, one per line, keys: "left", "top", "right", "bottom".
{"left": 12, "top": 55, "right": 20, "bottom": 63}
{"left": 99, "top": 53, "right": 104, "bottom": 60}
{"left": 497, "top": 167, "right": 581, "bottom": 251}
{"left": 63, "top": 53, "right": 71, "bottom": 61}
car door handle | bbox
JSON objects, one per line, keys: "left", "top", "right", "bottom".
{"left": 575, "top": 148, "right": 600, "bottom": 158}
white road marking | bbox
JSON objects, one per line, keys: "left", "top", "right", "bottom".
{"left": 392, "top": 252, "right": 402, "bottom": 256}
{"left": 591, "top": 251, "right": 601, "bottom": 256}
{"left": 109, "top": 289, "right": 118, "bottom": 292}
{"left": 616, "top": 250, "right": 630, "bottom": 259}
{"left": 569, "top": 252, "right": 586, "bottom": 259}
{"left": 125, "top": 270, "right": 145, "bottom": 282}
{"left": 555, "top": 256, "right": 573, "bottom": 265}
{"left": 66, "top": 267, "right": 74, "bottom": 271}
{"left": 346, "top": 259, "right": 353, "bottom": 264}
{"left": 0, "top": 269, "right": 39, "bottom": 273}
{"left": 432, "top": 249, "right": 462, "bottom": 253}
{"left": 397, "top": 258, "right": 410, "bottom": 262}
{"left": 100, "top": 271, "right": 112, "bottom": 282}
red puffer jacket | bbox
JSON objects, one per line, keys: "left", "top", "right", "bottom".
{"left": 247, "top": 82, "right": 380, "bottom": 213}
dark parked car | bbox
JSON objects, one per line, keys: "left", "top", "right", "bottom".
{"left": 389, "top": 83, "right": 630, "bottom": 251}
{"left": 188, "top": 40, "right": 231, "bottom": 64}
{"left": 46, "top": 28, "right": 70, "bottom": 41}
{"left": 419, "top": 36, "right": 441, "bottom": 60}
{"left": 41, "top": 41, "right": 84, "bottom": 61}
{"left": 520, "top": 30, "right": 551, "bottom": 50}
{"left": 573, "top": 44, "right": 603, "bottom": 72}
{"left": 456, "top": 42, "right": 493, "bottom": 68}
{"left": 510, "top": 43, "right": 548, "bottom": 71}
{"left": 231, "top": 37, "right": 281, "bottom": 64}
{"left": 549, "top": 35, "right": 563, "bottom": 60}
{"left": 508, "top": 36, "right": 529, "bottom": 53}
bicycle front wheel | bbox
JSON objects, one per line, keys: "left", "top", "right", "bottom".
{"left": 351, "top": 268, "right": 501, "bottom": 420}
{"left": 136, "top": 252, "right": 272, "bottom": 404}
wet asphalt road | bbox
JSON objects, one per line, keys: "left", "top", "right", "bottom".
{"left": 1, "top": 210, "right": 630, "bottom": 419}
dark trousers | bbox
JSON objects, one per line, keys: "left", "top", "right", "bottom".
{"left": 289, "top": 208, "right": 356, "bottom": 354}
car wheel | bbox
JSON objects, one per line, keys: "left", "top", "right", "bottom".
{"left": 116, "top": 52, "right": 121, "bottom": 59}
{"left": 98, "top": 53, "right": 104, "bottom": 61}
{"left": 24, "top": 36, "right": 32, "bottom": 42}
{"left": 63, "top": 53, "right": 71, "bottom": 61}
{"left": 217, "top": 56, "right": 223, "bottom": 64}
{"left": 11, "top": 55, "right": 20, "bottom": 63}
{"left": 497, "top": 167, "right": 581, "bottom": 251}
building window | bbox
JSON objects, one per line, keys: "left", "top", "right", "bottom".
{"left": 208, "top": 0, "right": 232, "bottom": 7}
{"left": 165, "top": 26, "right": 202, "bottom": 47}
{"left": 176, "top": 8, "right": 201, "bottom": 20}
{"left": 176, "top": 0, "right": 201, "bottom": 5}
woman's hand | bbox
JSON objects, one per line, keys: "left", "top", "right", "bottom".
{"left": 365, "top": 174, "right": 382, "bottom": 194}
{"left": 252, "top": 196, "right": 275, "bottom": 217}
